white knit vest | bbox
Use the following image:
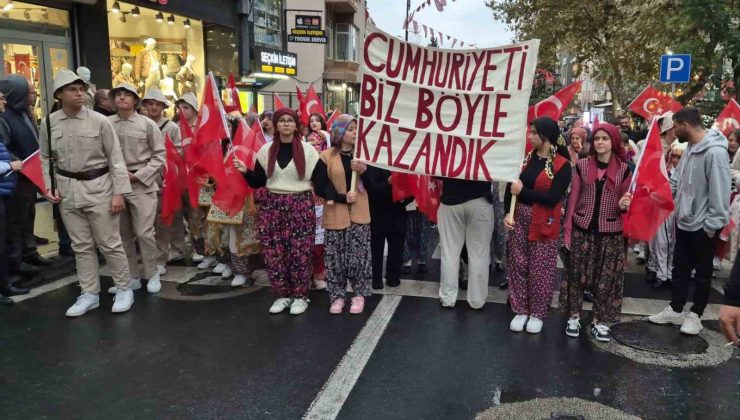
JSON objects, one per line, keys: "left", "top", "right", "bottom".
{"left": 256, "top": 141, "right": 320, "bottom": 194}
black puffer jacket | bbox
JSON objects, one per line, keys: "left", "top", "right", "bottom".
{"left": 0, "top": 74, "right": 39, "bottom": 160}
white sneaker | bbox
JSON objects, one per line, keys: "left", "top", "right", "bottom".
{"left": 108, "top": 278, "right": 141, "bottom": 295}
{"left": 713, "top": 257, "right": 721, "bottom": 271}
{"left": 526, "top": 316, "right": 544, "bottom": 334}
{"left": 510, "top": 314, "right": 528, "bottom": 332}
{"left": 168, "top": 252, "right": 184, "bottom": 262}
{"left": 65, "top": 293, "right": 100, "bottom": 317}
{"left": 191, "top": 252, "right": 204, "bottom": 263}
{"left": 290, "top": 298, "right": 309, "bottom": 315}
{"left": 680, "top": 312, "right": 703, "bottom": 335}
{"left": 156, "top": 264, "right": 167, "bottom": 276}
{"left": 147, "top": 272, "right": 161, "bottom": 294}
{"left": 637, "top": 250, "right": 646, "bottom": 262}
{"left": 213, "top": 263, "right": 227, "bottom": 274}
{"left": 648, "top": 306, "right": 686, "bottom": 326}
{"left": 269, "top": 298, "right": 294, "bottom": 314}
{"left": 231, "top": 274, "right": 247, "bottom": 287}
{"left": 221, "top": 267, "right": 233, "bottom": 278}
{"left": 197, "top": 256, "right": 216, "bottom": 270}
{"left": 111, "top": 289, "right": 134, "bottom": 313}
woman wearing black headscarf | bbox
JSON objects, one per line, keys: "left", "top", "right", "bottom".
{"left": 504, "top": 117, "right": 572, "bottom": 334}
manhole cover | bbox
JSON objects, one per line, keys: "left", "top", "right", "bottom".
{"left": 550, "top": 415, "right": 584, "bottom": 420}
{"left": 177, "top": 272, "right": 234, "bottom": 296}
{"left": 611, "top": 321, "right": 709, "bottom": 355}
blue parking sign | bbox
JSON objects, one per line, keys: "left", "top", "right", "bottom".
{"left": 660, "top": 54, "right": 691, "bottom": 83}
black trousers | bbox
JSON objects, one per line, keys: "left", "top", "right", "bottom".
{"left": 670, "top": 228, "right": 716, "bottom": 316}
{"left": 371, "top": 226, "right": 406, "bottom": 284}
{"left": 0, "top": 197, "right": 8, "bottom": 290}
{"left": 6, "top": 176, "right": 37, "bottom": 274}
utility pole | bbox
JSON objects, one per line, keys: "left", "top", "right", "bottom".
{"left": 405, "top": 0, "right": 410, "bottom": 41}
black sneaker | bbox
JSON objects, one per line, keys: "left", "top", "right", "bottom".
{"left": 566, "top": 318, "right": 581, "bottom": 338}
{"left": 583, "top": 291, "right": 594, "bottom": 303}
{"left": 590, "top": 324, "right": 612, "bottom": 342}
{"left": 645, "top": 270, "right": 657, "bottom": 284}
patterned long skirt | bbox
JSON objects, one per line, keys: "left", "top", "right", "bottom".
{"left": 258, "top": 191, "right": 314, "bottom": 298}
{"left": 505, "top": 204, "right": 559, "bottom": 319}
{"left": 560, "top": 227, "right": 625, "bottom": 324}
{"left": 325, "top": 223, "right": 372, "bottom": 302}
{"left": 403, "top": 210, "right": 431, "bottom": 264}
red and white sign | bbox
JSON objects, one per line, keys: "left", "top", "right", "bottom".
{"left": 356, "top": 25, "right": 539, "bottom": 182}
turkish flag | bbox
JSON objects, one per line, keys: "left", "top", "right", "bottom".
{"left": 273, "top": 92, "right": 286, "bottom": 110}
{"left": 296, "top": 84, "right": 306, "bottom": 119}
{"left": 628, "top": 86, "right": 682, "bottom": 120}
{"left": 713, "top": 98, "right": 740, "bottom": 136}
{"left": 298, "top": 84, "right": 325, "bottom": 126}
{"left": 161, "top": 134, "right": 186, "bottom": 226}
{"left": 212, "top": 127, "right": 252, "bottom": 216}
{"left": 623, "top": 119, "right": 674, "bottom": 241}
{"left": 326, "top": 109, "right": 340, "bottom": 129}
{"left": 194, "top": 72, "right": 231, "bottom": 146}
{"left": 391, "top": 172, "right": 415, "bottom": 202}
{"left": 222, "top": 74, "right": 243, "bottom": 114}
{"left": 232, "top": 118, "right": 266, "bottom": 170}
{"left": 179, "top": 109, "right": 207, "bottom": 207}
{"left": 19, "top": 150, "right": 46, "bottom": 193}
{"left": 524, "top": 80, "right": 583, "bottom": 152}
{"left": 414, "top": 175, "right": 442, "bottom": 224}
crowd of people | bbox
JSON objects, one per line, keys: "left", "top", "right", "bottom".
{"left": 0, "top": 69, "right": 738, "bottom": 346}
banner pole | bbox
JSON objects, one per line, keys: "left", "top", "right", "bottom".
{"left": 506, "top": 195, "right": 517, "bottom": 225}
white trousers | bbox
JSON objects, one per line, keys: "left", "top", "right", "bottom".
{"left": 648, "top": 213, "right": 676, "bottom": 282}
{"left": 438, "top": 198, "right": 494, "bottom": 308}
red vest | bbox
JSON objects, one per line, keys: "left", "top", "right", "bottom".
{"left": 572, "top": 158, "right": 629, "bottom": 233}
{"left": 527, "top": 154, "right": 569, "bottom": 241}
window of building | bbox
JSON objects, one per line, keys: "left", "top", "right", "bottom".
{"left": 0, "top": 1, "right": 70, "bottom": 37}
{"left": 325, "top": 18, "right": 334, "bottom": 59}
{"left": 334, "top": 23, "right": 357, "bottom": 62}
{"left": 253, "top": 0, "right": 282, "bottom": 50}
{"left": 204, "top": 23, "right": 238, "bottom": 82}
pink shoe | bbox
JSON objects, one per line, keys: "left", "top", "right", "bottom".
{"left": 349, "top": 296, "right": 365, "bottom": 314}
{"left": 330, "top": 298, "right": 345, "bottom": 314}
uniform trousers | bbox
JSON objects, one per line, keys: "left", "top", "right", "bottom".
{"left": 155, "top": 193, "right": 187, "bottom": 265}
{"left": 120, "top": 191, "right": 159, "bottom": 280}
{"left": 61, "top": 201, "right": 130, "bottom": 293}
{"left": 438, "top": 198, "right": 494, "bottom": 309}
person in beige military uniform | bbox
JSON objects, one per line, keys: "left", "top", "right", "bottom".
{"left": 107, "top": 83, "right": 166, "bottom": 295}
{"left": 40, "top": 69, "right": 134, "bottom": 317}
{"left": 142, "top": 88, "right": 187, "bottom": 275}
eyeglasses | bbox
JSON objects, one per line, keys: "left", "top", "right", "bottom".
{"left": 277, "top": 119, "right": 295, "bottom": 125}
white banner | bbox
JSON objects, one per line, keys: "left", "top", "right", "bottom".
{"left": 356, "top": 26, "right": 539, "bottom": 182}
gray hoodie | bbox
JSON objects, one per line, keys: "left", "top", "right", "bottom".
{"left": 670, "top": 129, "right": 731, "bottom": 233}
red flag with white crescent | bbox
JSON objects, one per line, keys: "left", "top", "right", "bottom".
{"left": 713, "top": 98, "right": 740, "bottom": 136}
{"left": 628, "top": 85, "right": 682, "bottom": 120}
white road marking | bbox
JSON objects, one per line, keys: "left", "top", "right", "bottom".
{"left": 303, "top": 295, "right": 402, "bottom": 420}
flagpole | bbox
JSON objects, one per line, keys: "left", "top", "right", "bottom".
{"left": 405, "top": 0, "right": 410, "bottom": 41}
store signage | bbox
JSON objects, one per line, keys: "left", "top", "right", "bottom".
{"left": 288, "top": 14, "right": 327, "bottom": 44}
{"left": 255, "top": 48, "right": 297, "bottom": 76}
{"left": 295, "top": 15, "right": 321, "bottom": 31}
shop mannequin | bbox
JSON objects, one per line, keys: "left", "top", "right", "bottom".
{"left": 159, "top": 64, "right": 178, "bottom": 106}
{"left": 113, "top": 63, "right": 135, "bottom": 88}
{"left": 176, "top": 55, "right": 197, "bottom": 96}
{"left": 134, "top": 38, "right": 160, "bottom": 86}
{"left": 76, "top": 66, "right": 96, "bottom": 109}
{"left": 145, "top": 63, "right": 162, "bottom": 93}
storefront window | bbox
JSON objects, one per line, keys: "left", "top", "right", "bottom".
{"left": 334, "top": 23, "right": 357, "bottom": 62}
{"left": 254, "top": 0, "right": 282, "bottom": 50}
{"left": 204, "top": 24, "right": 238, "bottom": 81}
{"left": 0, "top": 1, "right": 70, "bottom": 37}
{"left": 106, "top": 0, "right": 206, "bottom": 111}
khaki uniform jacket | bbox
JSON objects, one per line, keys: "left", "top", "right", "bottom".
{"left": 109, "top": 113, "right": 166, "bottom": 194}
{"left": 40, "top": 107, "right": 132, "bottom": 209}
{"left": 154, "top": 116, "right": 182, "bottom": 153}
